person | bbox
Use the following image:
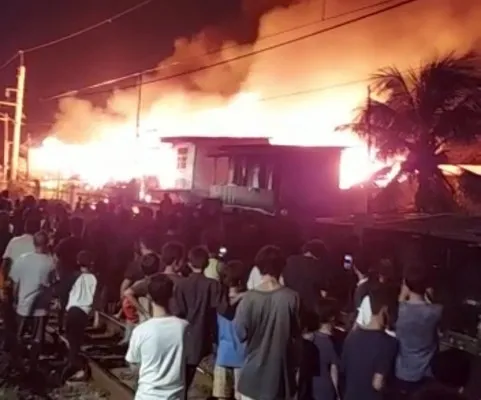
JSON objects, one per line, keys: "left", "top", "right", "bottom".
{"left": 246, "top": 265, "right": 262, "bottom": 290}
{"left": 126, "top": 275, "right": 188, "bottom": 400}
{"left": 119, "top": 233, "right": 159, "bottom": 300}
{"left": 9, "top": 230, "right": 55, "bottom": 370}
{"left": 282, "top": 239, "right": 330, "bottom": 330}
{"left": 352, "top": 253, "right": 373, "bottom": 312}
{"left": 2, "top": 217, "right": 40, "bottom": 279}
{"left": 158, "top": 241, "right": 185, "bottom": 283}
{"left": 234, "top": 245, "right": 300, "bottom": 400}
{"left": 55, "top": 216, "right": 86, "bottom": 275}
{"left": 120, "top": 253, "right": 163, "bottom": 345}
{"left": 395, "top": 270, "right": 442, "bottom": 395}
{"left": 355, "top": 259, "right": 399, "bottom": 335}
{"left": 54, "top": 216, "right": 86, "bottom": 329}
{"left": 174, "top": 246, "right": 227, "bottom": 392}
{"left": 202, "top": 232, "right": 224, "bottom": 281}
{"left": 299, "top": 299, "right": 340, "bottom": 400}
{"left": 0, "top": 190, "right": 12, "bottom": 212}
{"left": 62, "top": 250, "right": 98, "bottom": 382}
{"left": 341, "top": 285, "right": 398, "bottom": 400}
{"left": 213, "top": 260, "right": 246, "bottom": 400}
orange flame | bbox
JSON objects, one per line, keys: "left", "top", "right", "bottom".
{"left": 29, "top": 91, "right": 385, "bottom": 189}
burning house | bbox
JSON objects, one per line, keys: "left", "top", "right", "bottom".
{"left": 162, "top": 136, "right": 344, "bottom": 216}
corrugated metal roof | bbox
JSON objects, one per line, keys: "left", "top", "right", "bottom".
{"left": 317, "top": 213, "right": 481, "bottom": 244}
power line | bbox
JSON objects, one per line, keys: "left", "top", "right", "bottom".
{"left": 22, "top": 0, "right": 153, "bottom": 54}
{"left": 41, "top": 0, "right": 401, "bottom": 100}
{"left": 42, "top": 0, "right": 419, "bottom": 101}
{"left": 0, "top": 52, "right": 20, "bottom": 72}
{"left": 260, "top": 78, "right": 371, "bottom": 103}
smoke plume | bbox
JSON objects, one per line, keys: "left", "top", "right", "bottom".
{"left": 52, "top": 0, "right": 481, "bottom": 144}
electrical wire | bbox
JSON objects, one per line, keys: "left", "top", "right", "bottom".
{"left": 22, "top": 0, "right": 153, "bottom": 54}
{"left": 0, "top": 52, "right": 20, "bottom": 72}
{"left": 259, "top": 78, "right": 371, "bottom": 103}
{"left": 42, "top": 0, "right": 419, "bottom": 101}
{"left": 41, "top": 0, "right": 402, "bottom": 100}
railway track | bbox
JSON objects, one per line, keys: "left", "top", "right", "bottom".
{"left": 48, "top": 311, "right": 213, "bottom": 399}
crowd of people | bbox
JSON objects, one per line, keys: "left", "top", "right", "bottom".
{"left": 0, "top": 192, "right": 473, "bottom": 400}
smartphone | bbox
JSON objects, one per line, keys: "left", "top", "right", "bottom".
{"left": 343, "top": 254, "right": 353, "bottom": 270}
{"left": 219, "top": 247, "right": 227, "bottom": 257}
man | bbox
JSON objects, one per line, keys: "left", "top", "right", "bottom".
{"left": 9, "top": 230, "right": 55, "bottom": 370}
{"left": 2, "top": 217, "right": 40, "bottom": 277}
{"left": 235, "top": 245, "right": 300, "bottom": 400}
{"left": 126, "top": 275, "right": 188, "bottom": 400}
{"left": 1, "top": 217, "right": 41, "bottom": 351}
{"left": 282, "top": 239, "right": 329, "bottom": 330}
{"left": 174, "top": 246, "right": 228, "bottom": 392}
{"left": 341, "top": 285, "right": 398, "bottom": 400}
{"left": 395, "top": 270, "right": 442, "bottom": 395}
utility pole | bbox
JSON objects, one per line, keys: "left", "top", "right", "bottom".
{"left": 135, "top": 73, "right": 145, "bottom": 200}
{"left": 0, "top": 114, "right": 10, "bottom": 182}
{"left": 366, "top": 85, "right": 373, "bottom": 215}
{"left": 11, "top": 52, "right": 26, "bottom": 182}
{"left": 135, "top": 73, "right": 142, "bottom": 139}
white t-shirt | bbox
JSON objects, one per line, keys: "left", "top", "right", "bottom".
{"left": 3, "top": 234, "right": 35, "bottom": 263}
{"left": 247, "top": 266, "right": 262, "bottom": 290}
{"left": 66, "top": 272, "right": 98, "bottom": 314}
{"left": 126, "top": 316, "right": 188, "bottom": 400}
{"left": 9, "top": 252, "right": 54, "bottom": 317}
{"left": 356, "top": 295, "right": 396, "bottom": 337}
{"left": 356, "top": 295, "right": 372, "bottom": 327}
{"left": 203, "top": 258, "right": 222, "bottom": 281}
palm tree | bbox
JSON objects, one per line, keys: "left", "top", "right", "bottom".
{"left": 340, "top": 51, "right": 481, "bottom": 212}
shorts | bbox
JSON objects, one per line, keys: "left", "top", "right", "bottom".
{"left": 213, "top": 365, "right": 241, "bottom": 399}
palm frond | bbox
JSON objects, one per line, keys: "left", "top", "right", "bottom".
{"left": 414, "top": 51, "right": 481, "bottom": 126}
{"left": 371, "top": 66, "right": 417, "bottom": 112}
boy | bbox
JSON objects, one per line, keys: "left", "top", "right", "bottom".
{"left": 341, "top": 285, "right": 398, "bottom": 400}
{"left": 213, "top": 260, "right": 246, "bottom": 400}
{"left": 126, "top": 275, "right": 188, "bottom": 400}
{"left": 174, "top": 246, "right": 228, "bottom": 391}
{"left": 299, "top": 299, "right": 340, "bottom": 400}
{"left": 62, "top": 250, "right": 98, "bottom": 382}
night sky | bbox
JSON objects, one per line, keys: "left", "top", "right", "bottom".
{"left": 0, "top": 0, "right": 243, "bottom": 131}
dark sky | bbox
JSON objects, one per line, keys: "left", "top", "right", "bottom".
{"left": 0, "top": 0, "right": 240, "bottom": 131}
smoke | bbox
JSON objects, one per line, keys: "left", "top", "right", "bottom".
{"left": 52, "top": 0, "right": 481, "bottom": 144}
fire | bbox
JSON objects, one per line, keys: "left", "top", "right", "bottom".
{"left": 29, "top": 91, "right": 385, "bottom": 190}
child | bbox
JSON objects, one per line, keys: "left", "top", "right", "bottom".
{"left": 213, "top": 260, "right": 246, "bottom": 400}
{"left": 62, "top": 250, "right": 98, "bottom": 382}
{"left": 299, "top": 299, "right": 340, "bottom": 400}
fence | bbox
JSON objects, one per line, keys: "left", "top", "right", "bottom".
{"left": 0, "top": 180, "right": 105, "bottom": 208}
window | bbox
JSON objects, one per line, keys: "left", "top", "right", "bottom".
{"left": 177, "top": 147, "right": 188, "bottom": 170}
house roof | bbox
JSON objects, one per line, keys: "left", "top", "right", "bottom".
{"left": 317, "top": 213, "right": 481, "bottom": 244}
{"left": 160, "top": 136, "right": 270, "bottom": 145}
{"left": 209, "top": 144, "right": 346, "bottom": 157}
